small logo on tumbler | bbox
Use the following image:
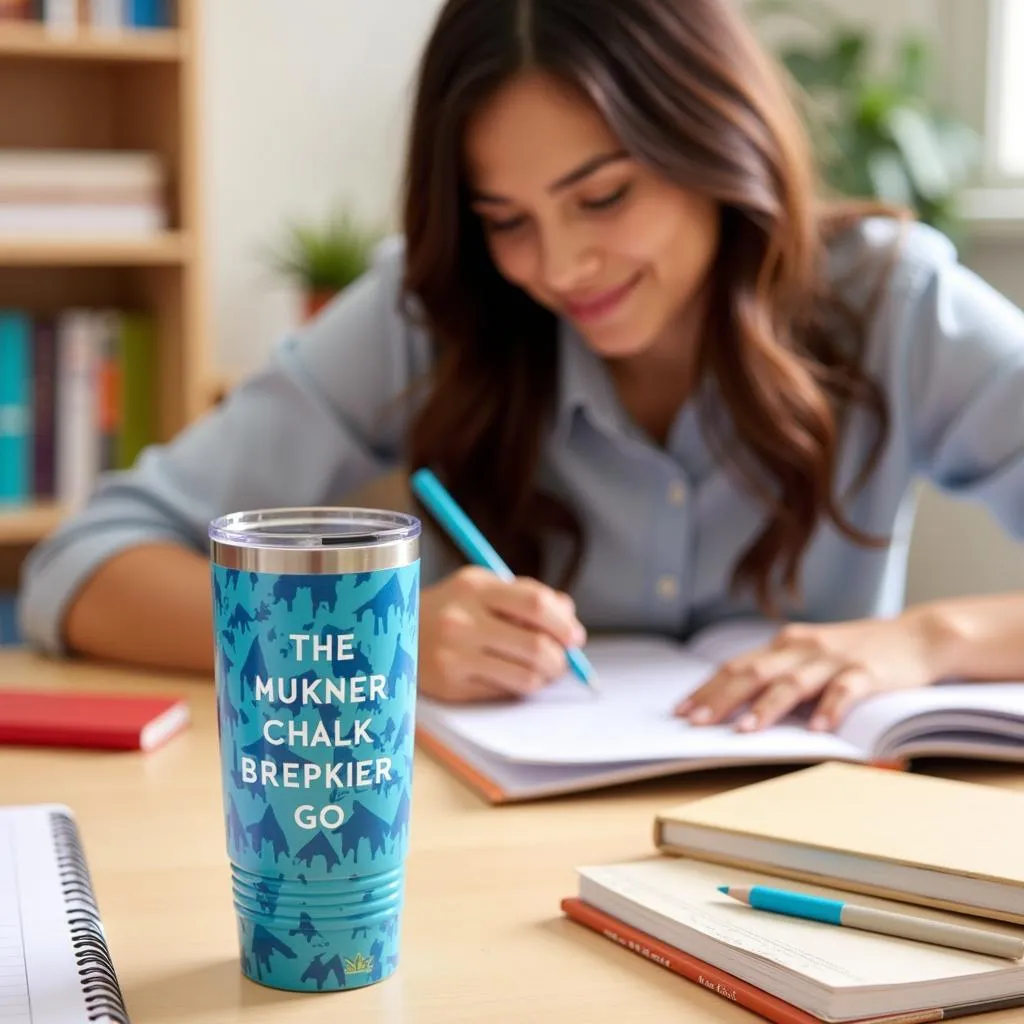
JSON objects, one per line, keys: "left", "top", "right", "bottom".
{"left": 344, "top": 952, "right": 375, "bottom": 975}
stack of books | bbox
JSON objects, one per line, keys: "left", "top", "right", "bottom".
{"left": 0, "top": 150, "right": 167, "bottom": 238}
{"left": 0, "top": 308, "right": 156, "bottom": 509}
{"left": 561, "top": 763, "right": 1024, "bottom": 1024}
{"left": 0, "top": 0, "right": 172, "bottom": 29}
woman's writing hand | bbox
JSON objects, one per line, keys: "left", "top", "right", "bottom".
{"left": 418, "top": 566, "right": 585, "bottom": 703}
{"left": 675, "top": 611, "right": 950, "bottom": 732}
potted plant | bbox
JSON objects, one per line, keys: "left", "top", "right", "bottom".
{"left": 750, "top": 0, "right": 981, "bottom": 240}
{"left": 268, "top": 208, "right": 380, "bottom": 320}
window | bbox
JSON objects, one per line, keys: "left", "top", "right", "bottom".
{"left": 989, "top": 0, "right": 1024, "bottom": 179}
{"left": 938, "top": 0, "right": 1024, "bottom": 226}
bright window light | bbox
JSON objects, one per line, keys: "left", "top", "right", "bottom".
{"left": 996, "top": 0, "right": 1024, "bottom": 176}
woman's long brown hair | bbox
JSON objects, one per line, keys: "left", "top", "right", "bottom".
{"left": 401, "top": 0, "right": 901, "bottom": 615}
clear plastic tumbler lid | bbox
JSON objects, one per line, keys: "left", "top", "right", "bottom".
{"left": 208, "top": 507, "right": 421, "bottom": 550}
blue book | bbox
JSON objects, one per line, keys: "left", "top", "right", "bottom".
{"left": 0, "top": 311, "right": 32, "bottom": 505}
{"left": 128, "top": 0, "right": 166, "bottom": 27}
{"left": 0, "top": 590, "right": 22, "bottom": 647}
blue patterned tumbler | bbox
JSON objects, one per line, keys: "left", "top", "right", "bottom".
{"left": 209, "top": 508, "right": 420, "bottom": 992}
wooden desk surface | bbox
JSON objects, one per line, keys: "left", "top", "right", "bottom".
{"left": 2, "top": 650, "right": 1024, "bottom": 1024}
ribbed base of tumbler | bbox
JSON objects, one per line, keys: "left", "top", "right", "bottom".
{"left": 231, "top": 864, "right": 403, "bottom": 992}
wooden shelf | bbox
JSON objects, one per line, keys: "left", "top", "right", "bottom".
{"left": 0, "top": 23, "right": 184, "bottom": 62}
{"left": 0, "top": 503, "right": 66, "bottom": 544}
{"left": 0, "top": 232, "right": 190, "bottom": 266}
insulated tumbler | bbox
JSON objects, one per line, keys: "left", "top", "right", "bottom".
{"left": 209, "top": 508, "right": 420, "bottom": 992}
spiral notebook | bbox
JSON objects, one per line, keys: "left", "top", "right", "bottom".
{"left": 0, "top": 804, "right": 129, "bottom": 1023}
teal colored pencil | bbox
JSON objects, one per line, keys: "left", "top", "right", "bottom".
{"left": 410, "top": 467, "right": 600, "bottom": 693}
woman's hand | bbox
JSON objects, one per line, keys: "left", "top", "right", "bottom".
{"left": 418, "top": 566, "right": 586, "bottom": 703}
{"left": 675, "top": 610, "right": 951, "bottom": 732}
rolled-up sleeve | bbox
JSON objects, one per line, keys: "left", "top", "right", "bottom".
{"left": 894, "top": 227, "right": 1024, "bottom": 539}
{"left": 18, "top": 237, "right": 426, "bottom": 655}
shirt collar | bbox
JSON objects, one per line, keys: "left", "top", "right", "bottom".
{"left": 555, "top": 319, "right": 633, "bottom": 441}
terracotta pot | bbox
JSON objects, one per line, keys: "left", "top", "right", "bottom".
{"left": 303, "top": 288, "right": 338, "bottom": 321}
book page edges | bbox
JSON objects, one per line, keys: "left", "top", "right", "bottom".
{"left": 648, "top": 838, "right": 1024, "bottom": 926}
{"left": 414, "top": 726, "right": 510, "bottom": 804}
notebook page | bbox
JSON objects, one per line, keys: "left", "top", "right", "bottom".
{"left": 0, "top": 825, "right": 30, "bottom": 1024}
{"left": 836, "top": 684, "right": 1024, "bottom": 759}
{"left": 416, "top": 635, "right": 859, "bottom": 765}
{"left": 0, "top": 806, "right": 86, "bottom": 1024}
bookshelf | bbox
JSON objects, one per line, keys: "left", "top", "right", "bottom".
{"left": 0, "top": 0, "right": 208, "bottom": 589}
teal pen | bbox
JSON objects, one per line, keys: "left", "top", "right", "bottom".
{"left": 409, "top": 467, "right": 600, "bottom": 693}
{"left": 718, "top": 885, "right": 1024, "bottom": 960}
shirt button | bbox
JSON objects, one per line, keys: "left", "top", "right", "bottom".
{"left": 667, "top": 480, "right": 687, "bottom": 506}
{"left": 656, "top": 575, "right": 679, "bottom": 600}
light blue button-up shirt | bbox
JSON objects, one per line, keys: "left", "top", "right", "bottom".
{"left": 17, "top": 217, "right": 1024, "bottom": 654}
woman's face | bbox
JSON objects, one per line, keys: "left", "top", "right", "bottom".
{"left": 464, "top": 70, "right": 720, "bottom": 361}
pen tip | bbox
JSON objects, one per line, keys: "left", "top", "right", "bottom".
{"left": 717, "top": 886, "right": 729, "bottom": 894}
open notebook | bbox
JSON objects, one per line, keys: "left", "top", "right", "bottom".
{"left": 565, "top": 856, "right": 1024, "bottom": 1023}
{"left": 0, "top": 804, "right": 129, "bottom": 1024}
{"left": 415, "top": 619, "right": 1024, "bottom": 802}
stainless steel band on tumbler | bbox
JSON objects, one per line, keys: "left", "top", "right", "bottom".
{"left": 209, "top": 507, "right": 420, "bottom": 573}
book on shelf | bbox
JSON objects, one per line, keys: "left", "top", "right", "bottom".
{"left": 0, "top": 0, "right": 32, "bottom": 21}
{"left": 0, "top": 307, "right": 156, "bottom": 510}
{"left": 0, "top": 590, "right": 20, "bottom": 646}
{"left": 0, "top": 150, "right": 167, "bottom": 238}
{"left": 562, "top": 855, "right": 1024, "bottom": 1024}
{"left": 1, "top": 0, "right": 174, "bottom": 29}
{"left": 415, "top": 619, "right": 1024, "bottom": 802}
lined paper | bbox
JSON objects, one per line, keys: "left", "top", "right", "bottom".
{"left": 0, "top": 825, "right": 31, "bottom": 1024}
{"left": 0, "top": 806, "right": 97, "bottom": 1024}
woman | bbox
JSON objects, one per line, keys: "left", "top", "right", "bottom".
{"left": 19, "top": 0, "right": 1024, "bottom": 734}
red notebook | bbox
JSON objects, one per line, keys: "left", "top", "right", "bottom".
{"left": 560, "top": 898, "right": 1024, "bottom": 1024}
{"left": 0, "top": 689, "right": 191, "bottom": 751}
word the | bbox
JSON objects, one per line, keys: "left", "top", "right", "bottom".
{"left": 289, "top": 632, "right": 353, "bottom": 661}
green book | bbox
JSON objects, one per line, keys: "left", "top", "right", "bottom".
{"left": 116, "top": 313, "right": 156, "bottom": 471}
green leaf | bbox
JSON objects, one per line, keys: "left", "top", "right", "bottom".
{"left": 884, "top": 105, "right": 951, "bottom": 200}
{"left": 781, "top": 48, "right": 835, "bottom": 90}
{"left": 896, "top": 35, "right": 930, "bottom": 98}
{"left": 263, "top": 209, "right": 380, "bottom": 291}
{"left": 933, "top": 119, "right": 983, "bottom": 185}
{"left": 856, "top": 84, "right": 901, "bottom": 129}
{"left": 866, "top": 149, "right": 916, "bottom": 206}
{"left": 827, "top": 30, "right": 870, "bottom": 87}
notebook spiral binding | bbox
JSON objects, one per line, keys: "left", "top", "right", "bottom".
{"left": 49, "top": 810, "right": 131, "bottom": 1024}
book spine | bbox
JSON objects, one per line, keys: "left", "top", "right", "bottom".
{"left": 561, "top": 898, "right": 951, "bottom": 1024}
{"left": 0, "top": 0, "right": 33, "bottom": 19}
{"left": 41, "top": 0, "right": 77, "bottom": 30}
{"left": 32, "top": 317, "right": 57, "bottom": 500}
{"left": 95, "top": 311, "right": 120, "bottom": 473}
{"left": 0, "top": 312, "right": 31, "bottom": 505}
{"left": 55, "top": 311, "right": 100, "bottom": 509}
{"left": 116, "top": 311, "right": 154, "bottom": 469}
{"left": 561, "top": 897, "right": 822, "bottom": 1024}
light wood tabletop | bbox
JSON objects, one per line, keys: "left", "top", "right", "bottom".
{"left": 2, "top": 649, "right": 1024, "bottom": 1024}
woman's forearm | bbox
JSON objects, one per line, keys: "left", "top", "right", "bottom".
{"left": 914, "top": 591, "right": 1024, "bottom": 681}
{"left": 63, "top": 543, "right": 215, "bottom": 675}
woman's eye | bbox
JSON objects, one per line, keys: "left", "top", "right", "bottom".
{"left": 582, "top": 183, "right": 631, "bottom": 211}
{"left": 482, "top": 214, "right": 527, "bottom": 233}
